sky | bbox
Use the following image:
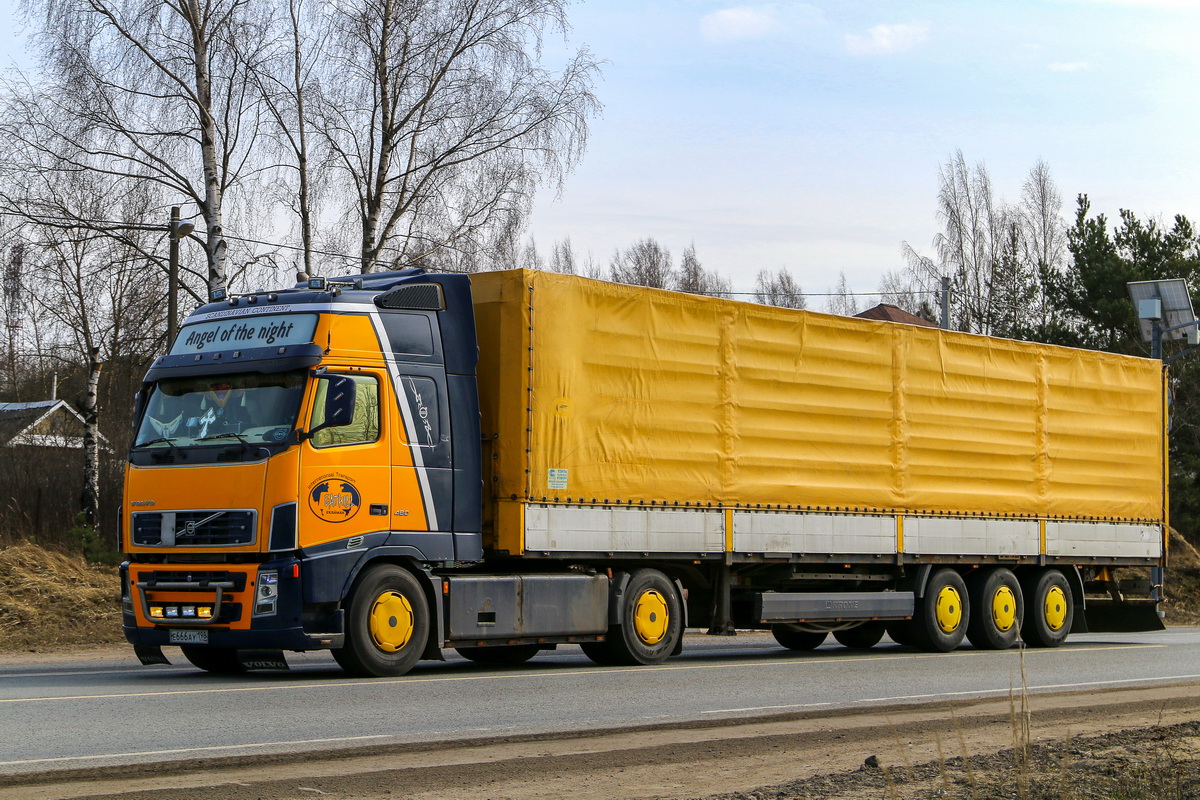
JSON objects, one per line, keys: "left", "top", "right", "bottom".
{"left": 1, "top": 1, "right": 1198, "bottom": 302}
{"left": 524, "top": 0, "right": 1200, "bottom": 299}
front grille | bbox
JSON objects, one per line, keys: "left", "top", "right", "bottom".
{"left": 132, "top": 510, "right": 257, "bottom": 547}
{"left": 139, "top": 570, "right": 249, "bottom": 592}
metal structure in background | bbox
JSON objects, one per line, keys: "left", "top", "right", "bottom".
{"left": 1128, "top": 278, "right": 1200, "bottom": 606}
{"left": 1128, "top": 279, "right": 1200, "bottom": 360}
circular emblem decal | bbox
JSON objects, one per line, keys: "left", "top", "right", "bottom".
{"left": 307, "top": 476, "right": 362, "bottom": 522}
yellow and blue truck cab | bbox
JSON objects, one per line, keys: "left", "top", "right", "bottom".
{"left": 122, "top": 270, "right": 488, "bottom": 673}
{"left": 122, "top": 268, "right": 1168, "bottom": 677}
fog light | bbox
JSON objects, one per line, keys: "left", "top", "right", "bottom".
{"left": 182, "top": 605, "right": 196, "bottom": 617}
{"left": 149, "top": 606, "right": 164, "bottom": 619}
{"left": 164, "top": 606, "right": 179, "bottom": 618}
{"left": 197, "top": 606, "right": 213, "bottom": 619}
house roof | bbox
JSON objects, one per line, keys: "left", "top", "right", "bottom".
{"left": 854, "top": 303, "right": 940, "bottom": 328}
{"left": 0, "top": 400, "right": 101, "bottom": 448}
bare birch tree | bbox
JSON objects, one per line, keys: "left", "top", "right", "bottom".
{"left": 824, "top": 270, "right": 862, "bottom": 316}
{"left": 675, "top": 243, "right": 730, "bottom": 297}
{"left": 901, "top": 150, "right": 1044, "bottom": 336}
{"left": 754, "top": 267, "right": 805, "bottom": 309}
{"left": 609, "top": 238, "right": 674, "bottom": 289}
{"left": 312, "top": 0, "right": 600, "bottom": 273}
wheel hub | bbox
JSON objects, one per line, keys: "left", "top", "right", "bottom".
{"left": 1044, "top": 586, "right": 1067, "bottom": 632}
{"left": 991, "top": 585, "right": 1016, "bottom": 632}
{"left": 369, "top": 590, "right": 414, "bottom": 653}
{"left": 935, "top": 585, "right": 962, "bottom": 634}
{"left": 633, "top": 589, "right": 668, "bottom": 645}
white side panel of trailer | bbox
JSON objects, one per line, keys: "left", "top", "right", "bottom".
{"left": 732, "top": 511, "right": 895, "bottom": 554}
{"left": 524, "top": 505, "right": 725, "bottom": 553}
{"left": 903, "top": 516, "right": 1039, "bottom": 556}
{"left": 1044, "top": 521, "right": 1162, "bottom": 558}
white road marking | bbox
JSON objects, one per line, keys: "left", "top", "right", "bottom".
{"left": 704, "top": 702, "right": 832, "bottom": 714}
{"left": 0, "top": 644, "right": 1169, "bottom": 706}
{"left": 856, "top": 672, "right": 1200, "bottom": 704}
{"left": 0, "top": 735, "right": 393, "bottom": 767}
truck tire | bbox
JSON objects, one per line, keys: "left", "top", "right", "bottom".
{"left": 180, "top": 645, "right": 243, "bottom": 674}
{"left": 912, "top": 568, "right": 969, "bottom": 652}
{"left": 1022, "top": 569, "right": 1073, "bottom": 648}
{"left": 584, "top": 569, "right": 682, "bottom": 666}
{"left": 833, "top": 622, "right": 885, "bottom": 649}
{"left": 454, "top": 644, "right": 541, "bottom": 665}
{"left": 333, "top": 564, "right": 430, "bottom": 677}
{"left": 771, "top": 624, "right": 827, "bottom": 650}
{"left": 966, "top": 568, "right": 1023, "bottom": 650}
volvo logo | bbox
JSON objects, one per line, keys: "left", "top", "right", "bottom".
{"left": 178, "top": 511, "right": 226, "bottom": 538}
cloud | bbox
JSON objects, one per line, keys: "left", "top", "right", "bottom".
{"left": 843, "top": 22, "right": 930, "bottom": 56}
{"left": 1047, "top": 61, "right": 1091, "bottom": 72}
{"left": 700, "top": 6, "right": 780, "bottom": 42}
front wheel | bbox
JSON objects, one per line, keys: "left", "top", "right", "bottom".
{"left": 1022, "top": 569, "right": 1073, "bottom": 648}
{"left": 912, "top": 568, "right": 969, "bottom": 652}
{"left": 583, "top": 569, "right": 682, "bottom": 666}
{"left": 333, "top": 564, "right": 430, "bottom": 677}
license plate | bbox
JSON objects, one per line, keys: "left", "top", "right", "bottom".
{"left": 168, "top": 629, "right": 209, "bottom": 645}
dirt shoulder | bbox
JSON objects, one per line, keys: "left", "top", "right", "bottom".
{"left": 4, "top": 682, "right": 1200, "bottom": 800}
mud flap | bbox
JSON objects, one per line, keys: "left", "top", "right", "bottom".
{"left": 237, "top": 650, "right": 290, "bottom": 671}
{"left": 1084, "top": 600, "right": 1166, "bottom": 633}
{"left": 134, "top": 645, "right": 171, "bottom": 666}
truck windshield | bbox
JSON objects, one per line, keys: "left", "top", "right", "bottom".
{"left": 134, "top": 371, "right": 306, "bottom": 448}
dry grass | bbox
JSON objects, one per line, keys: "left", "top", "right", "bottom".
{"left": 0, "top": 542, "right": 123, "bottom": 650}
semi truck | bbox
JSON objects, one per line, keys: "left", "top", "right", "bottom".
{"left": 120, "top": 268, "right": 1168, "bottom": 676}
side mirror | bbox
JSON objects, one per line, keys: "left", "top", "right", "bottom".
{"left": 131, "top": 391, "right": 146, "bottom": 433}
{"left": 305, "top": 374, "right": 357, "bottom": 440}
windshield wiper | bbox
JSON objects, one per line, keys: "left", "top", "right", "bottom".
{"left": 196, "top": 431, "right": 251, "bottom": 447}
{"left": 139, "top": 437, "right": 181, "bottom": 452}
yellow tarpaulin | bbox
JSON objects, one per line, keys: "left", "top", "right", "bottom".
{"left": 472, "top": 270, "right": 1165, "bottom": 536}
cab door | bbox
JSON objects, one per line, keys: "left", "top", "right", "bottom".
{"left": 297, "top": 368, "right": 391, "bottom": 547}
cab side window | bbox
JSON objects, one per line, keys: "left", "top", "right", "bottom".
{"left": 310, "top": 374, "right": 380, "bottom": 448}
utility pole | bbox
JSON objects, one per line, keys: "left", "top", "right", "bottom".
{"left": 940, "top": 275, "right": 950, "bottom": 329}
{"left": 167, "top": 208, "right": 195, "bottom": 349}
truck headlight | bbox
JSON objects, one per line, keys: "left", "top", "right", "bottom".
{"left": 254, "top": 570, "right": 279, "bottom": 617}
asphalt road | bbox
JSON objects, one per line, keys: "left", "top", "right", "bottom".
{"left": 4, "top": 628, "right": 1200, "bottom": 777}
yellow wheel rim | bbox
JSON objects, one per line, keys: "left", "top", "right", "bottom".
{"left": 935, "top": 585, "right": 962, "bottom": 634}
{"left": 1044, "top": 586, "right": 1068, "bottom": 632}
{"left": 633, "top": 589, "right": 669, "bottom": 645}
{"left": 992, "top": 585, "right": 1017, "bottom": 632}
{"left": 369, "top": 591, "right": 414, "bottom": 653}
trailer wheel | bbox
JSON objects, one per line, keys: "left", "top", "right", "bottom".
{"left": 833, "top": 622, "right": 885, "bottom": 649}
{"left": 333, "top": 564, "right": 429, "bottom": 677}
{"left": 585, "top": 569, "right": 682, "bottom": 666}
{"left": 912, "top": 568, "right": 969, "bottom": 652}
{"left": 771, "top": 624, "right": 827, "bottom": 650}
{"left": 966, "top": 568, "right": 1023, "bottom": 650}
{"left": 454, "top": 644, "right": 541, "bottom": 665}
{"left": 180, "top": 645, "right": 243, "bottom": 674}
{"left": 1022, "top": 569, "right": 1073, "bottom": 648}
